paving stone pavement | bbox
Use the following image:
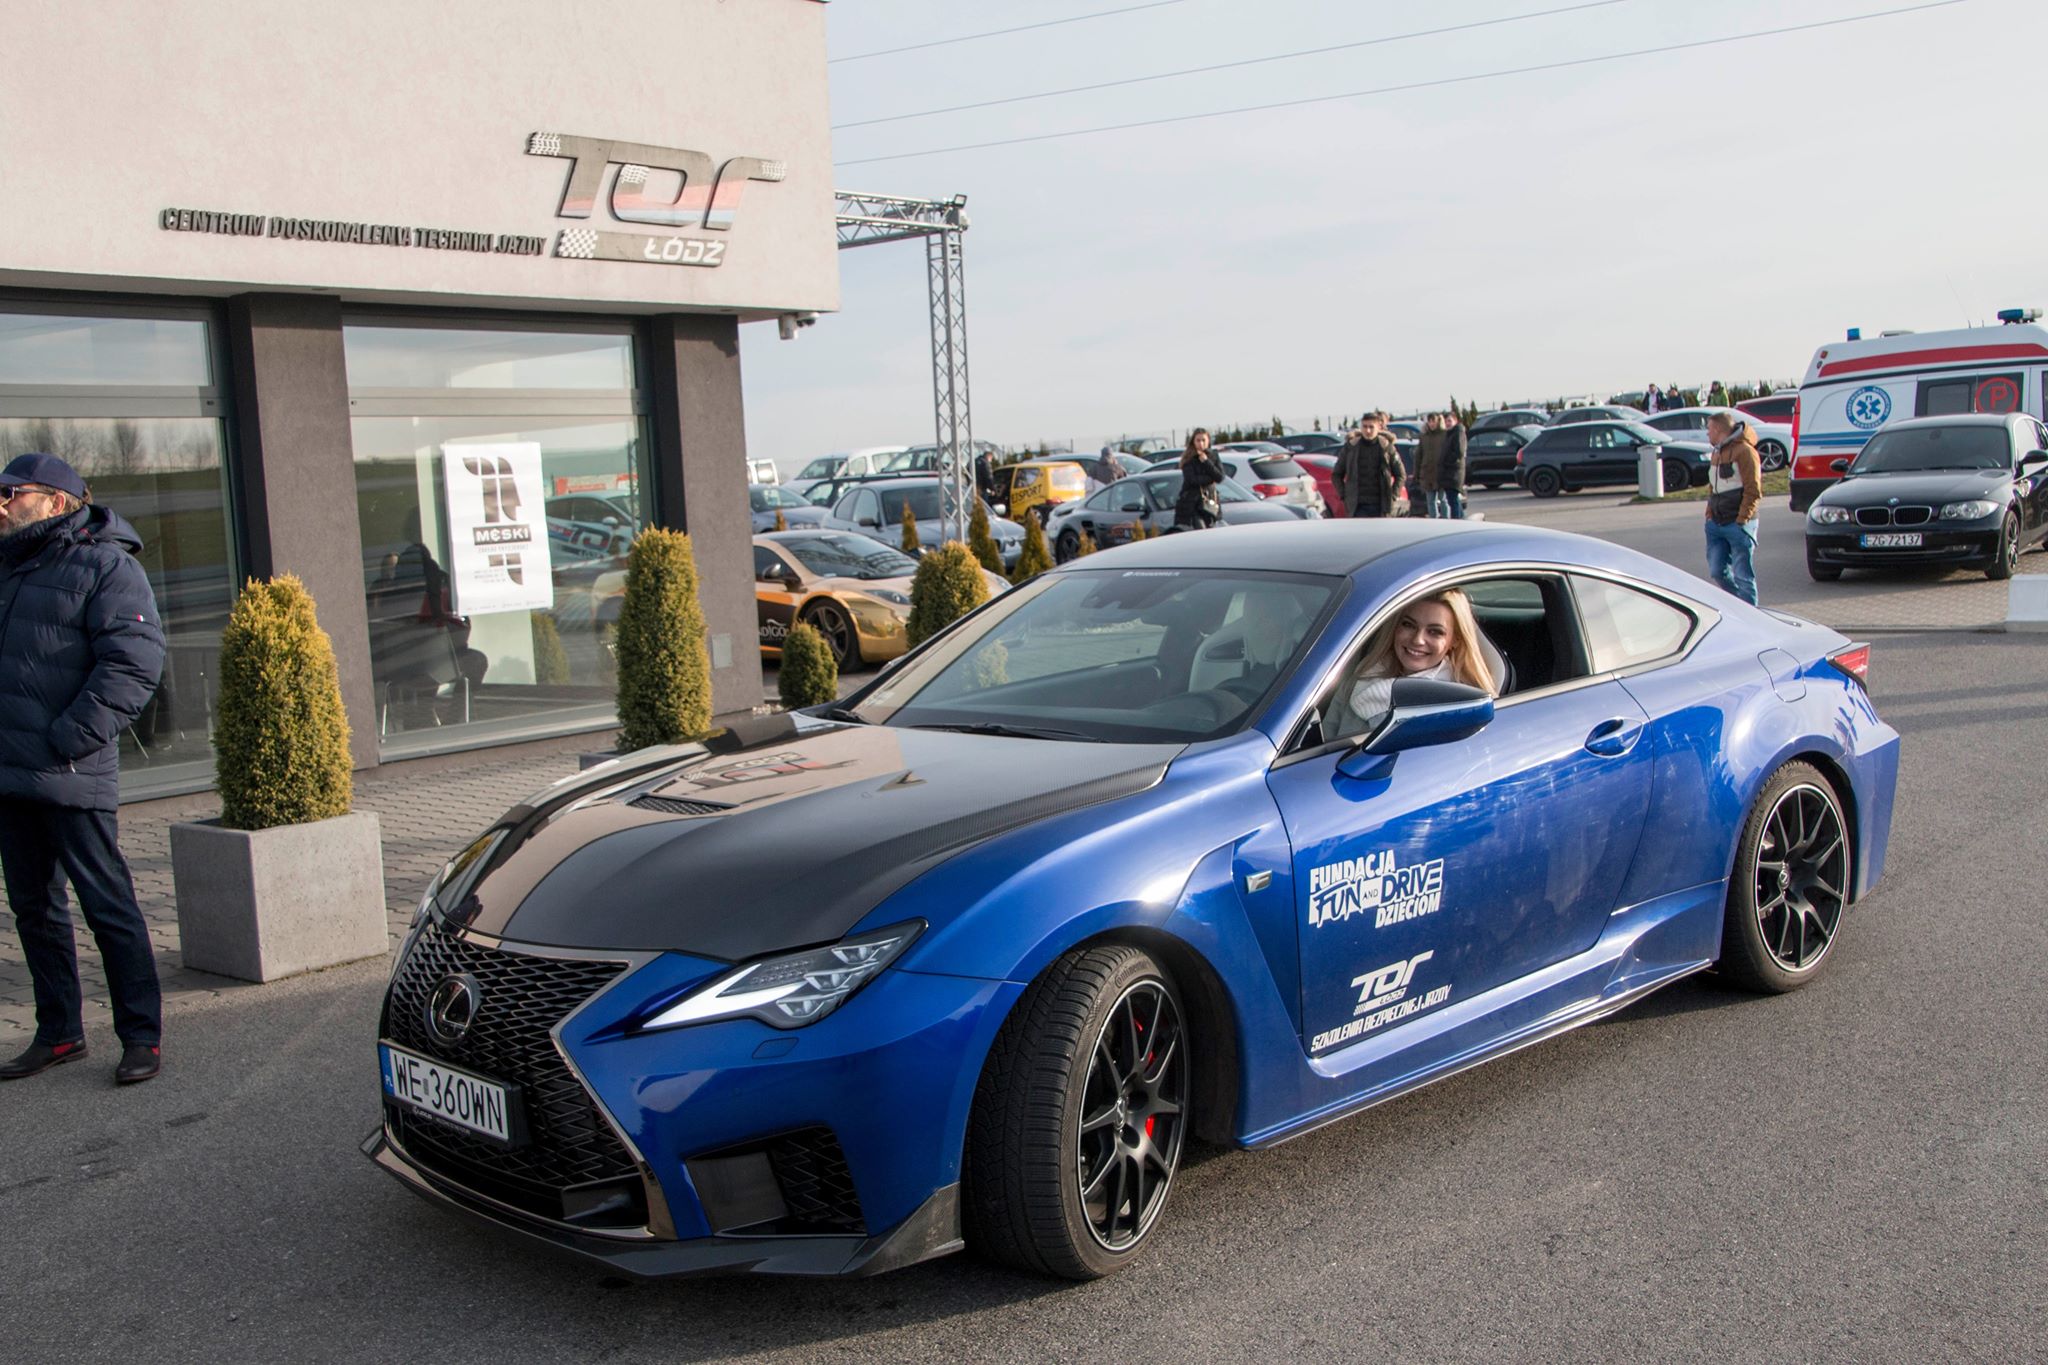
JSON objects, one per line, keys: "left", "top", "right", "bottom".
{"left": 0, "top": 748, "right": 583, "bottom": 1045}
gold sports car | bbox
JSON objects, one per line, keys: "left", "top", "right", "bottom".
{"left": 754, "top": 529, "right": 1009, "bottom": 670}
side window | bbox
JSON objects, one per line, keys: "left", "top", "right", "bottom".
{"left": 1083, "top": 487, "right": 1111, "bottom": 511}
{"left": 753, "top": 545, "right": 789, "bottom": 580}
{"left": 855, "top": 490, "right": 881, "bottom": 526}
{"left": 1144, "top": 476, "right": 1178, "bottom": 509}
{"left": 1572, "top": 576, "right": 1696, "bottom": 672}
{"left": 1918, "top": 372, "right": 2023, "bottom": 417}
{"left": 1586, "top": 428, "right": 1619, "bottom": 450}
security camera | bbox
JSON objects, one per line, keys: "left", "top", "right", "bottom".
{"left": 777, "top": 311, "right": 820, "bottom": 341}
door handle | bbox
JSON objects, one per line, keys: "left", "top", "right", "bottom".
{"left": 1585, "top": 718, "right": 1643, "bottom": 757}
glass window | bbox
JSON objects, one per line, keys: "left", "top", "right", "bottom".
{"left": 0, "top": 307, "right": 236, "bottom": 801}
{"left": 778, "top": 532, "right": 916, "bottom": 580}
{"left": 1573, "top": 577, "right": 1694, "bottom": 672}
{"left": 0, "top": 313, "right": 211, "bottom": 387}
{"left": 345, "top": 323, "right": 646, "bottom": 759}
{"left": 343, "top": 327, "right": 633, "bottom": 391}
{"left": 754, "top": 544, "right": 791, "bottom": 579}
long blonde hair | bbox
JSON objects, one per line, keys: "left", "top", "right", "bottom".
{"left": 1356, "top": 588, "right": 1496, "bottom": 694}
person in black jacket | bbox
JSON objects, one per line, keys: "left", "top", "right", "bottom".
{"left": 1171, "top": 428, "right": 1225, "bottom": 530}
{"left": 1439, "top": 409, "right": 1469, "bottom": 521}
{"left": 0, "top": 453, "right": 167, "bottom": 1085}
{"left": 1332, "top": 415, "right": 1405, "bottom": 517}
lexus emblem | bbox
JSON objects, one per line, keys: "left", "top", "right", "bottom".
{"left": 425, "top": 973, "right": 481, "bottom": 1047}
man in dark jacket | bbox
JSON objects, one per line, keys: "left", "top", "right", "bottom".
{"left": 1439, "top": 409, "right": 1468, "bottom": 521}
{"left": 0, "top": 452, "right": 166, "bottom": 1084}
{"left": 1332, "top": 415, "right": 1405, "bottom": 517}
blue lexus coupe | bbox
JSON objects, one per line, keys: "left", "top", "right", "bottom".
{"left": 366, "top": 520, "right": 1899, "bottom": 1280}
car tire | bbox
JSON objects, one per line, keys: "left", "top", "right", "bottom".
{"left": 1987, "top": 512, "right": 2021, "bottom": 581}
{"left": 1718, "top": 762, "right": 1852, "bottom": 993}
{"left": 1055, "top": 528, "right": 1080, "bottom": 563}
{"left": 1527, "top": 467, "right": 1562, "bottom": 499}
{"left": 1661, "top": 457, "right": 1691, "bottom": 493}
{"left": 965, "top": 944, "right": 1190, "bottom": 1281}
{"left": 800, "top": 600, "right": 859, "bottom": 671}
{"left": 1758, "top": 440, "right": 1789, "bottom": 473}
{"left": 1805, "top": 550, "right": 1842, "bottom": 582}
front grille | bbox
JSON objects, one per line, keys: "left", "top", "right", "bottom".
{"left": 766, "top": 1128, "right": 866, "bottom": 1234}
{"left": 1893, "top": 505, "right": 1932, "bottom": 527}
{"left": 629, "top": 794, "right": 731, "bottom": 816}
{"left": 1855, "top": 507, "right": 1891, "bottom": 527}
{"left": 384, "top": 921, "right": 640, "bottom": 1225}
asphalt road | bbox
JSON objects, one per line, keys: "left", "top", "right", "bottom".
{"left": 4, "top": 529, "right": 2043, "bottom": 1363}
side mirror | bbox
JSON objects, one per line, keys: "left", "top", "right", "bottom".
{"left": 1337, "top": 679, "right": 1494, "bottom": 781}
{"left": 858, "top": 517, "right": 880, "bottom": 529}
{"left": 2021, "top": 451, "right": 2048, "bottom": 474}
{"left": 1119, "top": 501, "right": 1145, "bottom": 513}
{"left": 1829, "top": 458, "right": 1850, "bottom": 473}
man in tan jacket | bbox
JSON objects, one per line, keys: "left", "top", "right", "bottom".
{"left": 1703, "top": 411, "right": 1763, "bottom": 604}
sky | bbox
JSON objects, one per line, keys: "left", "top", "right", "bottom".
{"left": 742, "top": 0, "right": 2048, "bottom": 472}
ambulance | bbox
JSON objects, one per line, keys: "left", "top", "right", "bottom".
{"left": 1789, "top": 310, "right": 2048, "bottom": 510}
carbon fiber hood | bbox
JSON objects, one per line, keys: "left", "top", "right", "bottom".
{"left": 447, "top": 716, "right": 1176, "bottom": 960}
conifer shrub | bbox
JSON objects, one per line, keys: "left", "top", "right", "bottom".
{"left": 967, "top": 499, "right": 1005, "bottom": 574}
{"left": 1011, "top": 514, "right": 1054, "bottom": 584}
{"left": 614, "top": 527, "right": 712, "bottom": 749}
{"left": 532, "top": 613, "right": 571, "bottom": 685}
{"left": 907, "top": 541, "right": 989, "bottom": 647}
{"left": 214, "top": 574, "right": 353, "bottom": 831}
{"left": 777, "top": 621, "right": 839, "bottom": 709}
{"left": 900, "top": 500, "right": 922, "bottom": 554}
{"left": 1074, "top": 529, "right": 1098, "bottom": 558}
{"left": 972, "top": 640, "right": 1010, "bottom": 689}
{"left": 774, "top": 508, "right": 788, "bottom": 531}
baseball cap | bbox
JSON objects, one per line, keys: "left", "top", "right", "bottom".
{"left": 0, "top": 452, "right": 88, "bottom": 500}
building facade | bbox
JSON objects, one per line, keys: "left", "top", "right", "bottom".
{"left": 0, "top": 0, "right": 836, "bottom": 799}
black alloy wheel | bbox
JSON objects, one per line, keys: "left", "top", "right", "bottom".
{"left": 1527, "top": 467, "right": 1563, "bottom": 498}
{"left": 965, "top": 945, "right": 1190, "bottom": 1279}
{"left": 1987, "top": 512, "right": 2020, "bottom": 581}
{"left": 1758, "top": 440, "right": 1789, "bottom": 473}
{"left": 1055, "top": 527, "right": 1080, "bottom": 563}
{"left": 1719, "top": 762, "right": 1851, "bottom": 992}
{"left": 1661, "top": 457, "right": 1691, "bottom": 493}
{"left": 801, "top": 600, "right": 859, "bottom": 671}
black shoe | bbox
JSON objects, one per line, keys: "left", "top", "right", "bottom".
{"left": 115, "top": 1043, "right": 161, "bottom": 1085}
{"left": 0, "top": 1038, "right": 88, "bottom": 1080}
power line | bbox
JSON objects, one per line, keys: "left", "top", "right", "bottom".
{"left": 836, "top": 0, "right": 1631, "bottom": 130}
{"left": 831, "top": 1, "right": 1190, "bottom": 65}
{"left": 836, "top": 0, "right": 1972, "bottom": 166}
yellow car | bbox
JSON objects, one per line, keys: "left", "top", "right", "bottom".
{"left": 991, "top": 458, "right": 1090, "bottom": 525}
{"left": 755, "top": 529, "right": 1008, "bottom": 671}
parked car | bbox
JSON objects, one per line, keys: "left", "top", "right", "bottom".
{"left": 1736, "top": 392, "right": 1799, "bottom": 426}
{"left": 1464, "top": 425, "right": 1545, "bottom": 489}
{"left": 1552, "top": 405, "right": 1648, "bottom": 427}
{"left": 989, "top": 458, "right": 1091, "bottom": 525}
{"left": 1472, "top": 409, "right": 1550, "bottom": 433}
{"left": 822, "top": 476, "right": 1026, "bottom": 567}
{"left": 749, "top": 483, "right": 830, "bottom": 533}
{"left": 1292, "top": 452, "right": 1345, "bottom": 516}
{"left": 1044, "top": 473, "right": 1299, "bottom": 555}
{"left": 1146, "top": 451, "right": 1323, "bottom": 517}
{"left": 801, "top": 473, "right": 886, "bottom": 509}
{"left": 880, "top": 439, "right": 1006, "bottom": 477}
{"left": 753, "top": 529, "right": 1007, "bottom": 671}
{"left": 1274, "top": 432, "right": 1345, "bottom": 455}
{"left": 1803, "top": 413, "right": 2048, "bottom": 582}
{"left": 544, "top": 491, "right": 637, "bottom": 562}
{"left": 368, "top": 519, "right": 1899, "bottom": 1280}
{"left": 1515, "top": 421, "right": 1711, "bottom": 497}
{"left": 1643, "top": 408, "right": 1794, "bottom": 472}
{"left": 786, "top": 446, "right": 911, "bottom": 495}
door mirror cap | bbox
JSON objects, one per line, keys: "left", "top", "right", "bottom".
{"left": 858, "top": 517, "right": 880, "bottom": 529}
{"left": 1119, "top": 501, "right": 1145, "bottom": 513}
{"left": 2021, "top": 451, "right": 2048, "bottom": 473}
{"left": 1829, "top": 458, "right": 1850, "bottom": 473}
{"left": 1337, "top": 679, "right": 1494, "bottom": 780}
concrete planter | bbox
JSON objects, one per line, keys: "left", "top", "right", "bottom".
{"left": 169, "top": 811, "right": 387, "bottom": 983}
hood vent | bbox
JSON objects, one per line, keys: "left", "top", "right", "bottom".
{"left": 629, "top": 794, "right": 734, "bottom": 817}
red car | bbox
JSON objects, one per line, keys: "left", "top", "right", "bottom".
{"left": 1736, "top": 392, "right": 1798, "bottom": 425}
{"left": 1294, "top": 452, "right": 1344, "bottom": 518}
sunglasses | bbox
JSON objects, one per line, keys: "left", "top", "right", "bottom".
{"left": 0, "top": 484, "right": 54, "bottom": 504}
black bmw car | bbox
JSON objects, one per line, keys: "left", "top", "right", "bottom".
{"left": 1804, "top": 414, "right": 2048, "bottom": 581}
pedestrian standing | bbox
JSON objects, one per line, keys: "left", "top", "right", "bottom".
{"left": 1644, "top": 382, "right": 1663, "bottom": 414}
{"left": 1171, "top": 428, "right": 1225, "bottom": 530}
{"left": 1707, "top": 379, "right": 1729, "bottom": 408}
{"left": 1703, "top": 412, "right": 1762, "bottom": 606}
{"left": 0, "top": 453, "right": 166, "bottom": 1084}
{"left": 1332, "top": 414, "right": 1405, "bottom": 518}
{"left": 1091, "top": 444, "right": 1121, "bottom": 492}
{"left": 1440, "top": 408, "right": 1468, "bottom": 520}
{"left": 1416, "top": 414, "right": 1446, "bottom": 518}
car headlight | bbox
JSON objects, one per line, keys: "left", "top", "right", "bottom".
{"left": 1808, "top": 504, "right": 1852, "bottom": 525}
{"left": 1939, "top": 499, "right": 2000, "bottom": 520}
{"left": 639, "top": 921, "right": 924, "bottom": 1031}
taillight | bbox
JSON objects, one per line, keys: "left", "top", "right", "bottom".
{"left": 1252, "top": 482, "right": 1289, "bottom": 497}
{"left": 1791, "top": 394, "right": 1802, "bottom": 460}
{"left": 1515, "top": 448, "right": 1526, "bottom": 465}
{"left": 1827, "top": 642, "right": 1870, "bottom": 687}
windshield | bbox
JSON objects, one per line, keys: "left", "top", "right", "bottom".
{"left": 878, "top": 486, "right": 944, "bottom": 522}
{"left": 1851, "top": 426, "right": 2010, "bottom": 473}
{"left": 1622, "top": 423, "right": 1672, "bottom": 445}
{"left": 849, "top": 569, "right": 1337, "bottom": 743}
{"left": 749, "top": 486, "right": 810, "bottom": 511}
{"left": 778, "top": 532, "right": 917, "bottom": 580}
{"left": 797, "top": 457, "right": 844, "bottom": 481}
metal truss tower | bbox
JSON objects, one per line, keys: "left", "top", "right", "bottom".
{"left": 835, "top": 191, "right": 974, "bottom": 541}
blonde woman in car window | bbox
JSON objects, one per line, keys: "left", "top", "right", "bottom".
{"left": 1338, "top": 588, "right": 1497, "bottom": 735}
